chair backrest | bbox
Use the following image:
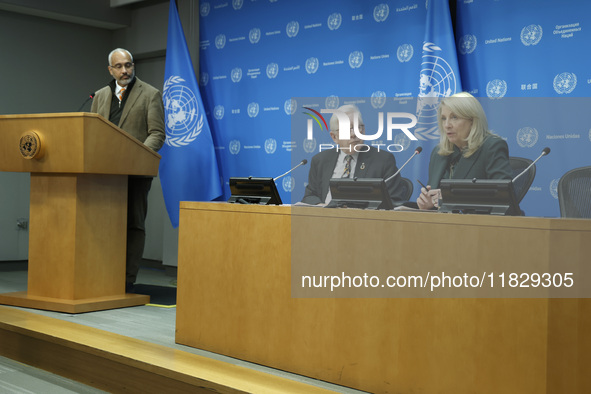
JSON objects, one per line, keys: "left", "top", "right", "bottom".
{"left": 509, "top": 157, "right": 535, "bottom": 203}
{"left": 398, "top": 177, "right": 414, "bottom": 201}
{"left": 558, "top": 166, "right": 591, "bottom": 218}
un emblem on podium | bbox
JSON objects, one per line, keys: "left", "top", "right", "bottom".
{"left": 19, "top": 131, "right": 43, "bottom": 159}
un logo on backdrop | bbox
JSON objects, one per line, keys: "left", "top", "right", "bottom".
{"left": 397, "top": 44, "right": 414, "bottom": 62}
{"left": 282, "top": 176, "right": 295, "bottom": 192}
{"left": 200, "top": 72, "right": 209, "bottom": 87}
{"left": 516, "top": 127, "right": 539, "bottom": 148}
{"left": 486, "top": 79, "right": 508, "bottom": 98}
{"left": 249, "top": 28, "right": 261, "bottom": 44}
{"left": 349, "top": 51, "right": 364, "bottom": 69}
{"left": 325, "top": 95, "right": 339, "bottom": 109}
{"left": 553, "top": 72, "right": 577, "bottom": 94}
{"left": 393, "top": 133, "right": 412, "bottom": 151}
{"left": 305, "top": 57, "right": 319, "bottom": 74}
{"left": 286, "top": 21, "right": 299, "bottom": 38}
{"left": 215, "top": 34, "right": 226, "bottom": 49}
{"left": 229, "top": 140, "right": 241, "bottom": 155}
{"left": 371, "top": 91, "right": 387, "bottom": 109}
{"left": 248, "top": 102, "right": 259, "bottom": 118}
{"left": 328, "top": 13, "right": 342, "bottom": 30}
{"left": 232, "top": 0, "right": 243, "bottom": 10}
{"left": 231, "top": 68, "right": 242, "bottom": 83}
{"left": 264, "top": 138, "right": 277, "bottom": 154}
{"left": 521, "top": 25, "right": 543, "bottom": 46}
{"left": 373, "top": 4, "right": 389, "bottom": 22}
{"left": 163, "top": 76, "right": 203, "bottom": 148}
{"left": 285, "top": 98, "right": 296, "bottom": 115}
{"left": 458, "top": 35, "right": 477, "bottom": 54}
{"left": 549, "top": 179, "right": 559, "bottom": 199}
{"left": 214, "top": 105, "right": 225, "bottom": 120}
{"left": 266, "top": 63, "right": 279, "bottom": 79}
{"left": 303, "top": 138, "right": 317, "bottom": 153}
{"left": 200, "top": 2, "right": 210, "bottom": 17}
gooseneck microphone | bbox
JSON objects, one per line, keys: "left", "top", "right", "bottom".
{"left": 77, "top": 93, "right": 96, "bottom": 112}
{"left": 273, "top": 159, "right": 308, "bottom": 181}
{"left": 384, "top": 146, "right": 422, "bottom": 183}
{"left": 512, "top": 147, "right": 550, "bottom": 183}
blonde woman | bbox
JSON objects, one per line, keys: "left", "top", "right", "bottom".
{"left": 417, "top": 92, "right": 512, "bottom": 210}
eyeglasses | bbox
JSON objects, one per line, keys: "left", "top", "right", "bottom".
{"left": 110, "top": 62, "right": 134, "bottom": 70}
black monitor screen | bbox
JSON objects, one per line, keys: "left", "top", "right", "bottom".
{"left": 328, "top": 178, "right": 393, "bottom": 210}
{"left": 228, "top": 177, "right": 282, "bottom": 205}
{"left": 439, "top": 179, "right": 521, "bottom": 216}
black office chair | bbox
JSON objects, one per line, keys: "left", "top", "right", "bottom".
{"left": 509, "top": 157, "right": 535, "bottom": 203}
{"left": 398, "top": 177, "right": 414, "bottom": 201}
{"left": 558, "top": 166, "right": 591, "bottom": 218}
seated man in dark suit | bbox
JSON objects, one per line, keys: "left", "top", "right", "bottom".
{"left": 301, "top": 104, "right": 405, "bottom": 206}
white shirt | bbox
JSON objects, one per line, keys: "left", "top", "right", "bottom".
{"left": 115, "top": 84, "right": 126, "bottom": 102}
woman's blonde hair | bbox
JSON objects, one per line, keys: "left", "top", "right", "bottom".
{"left": 437, "top": 92, "right": 492, "bottom": 158}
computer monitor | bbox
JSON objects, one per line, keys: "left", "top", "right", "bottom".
{"left": 228, "top": 177, "right": 282, "bottom": 205}
{"left": 328, "top": 178, "right": 393, "bottom": 210}
{"left": 439, "top": 179, "right": 522, "bottom": 216}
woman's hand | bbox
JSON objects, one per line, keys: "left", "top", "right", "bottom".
{"left": 417, "top": 185, "right": 441, "bottom": 210}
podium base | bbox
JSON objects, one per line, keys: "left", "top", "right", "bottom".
{"left": 0, "top": 291, "right": 149, "bottom": 314}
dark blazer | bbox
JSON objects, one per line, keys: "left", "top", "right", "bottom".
{"left": 91, "top": 77, "right": 165, "bottom": 152}
{"left": 302, "top": 147, "right": 405, "bottom": 205}
{"left": 427, "top": 135, "right": 512, "bottom": 188}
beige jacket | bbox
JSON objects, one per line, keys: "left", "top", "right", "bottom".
{"left": 91, "top": 77, "right": 165, "bottom": 152}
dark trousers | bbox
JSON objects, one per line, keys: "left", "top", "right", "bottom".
{"left": 126, "top": 176, "right": 152, "bottom": 285}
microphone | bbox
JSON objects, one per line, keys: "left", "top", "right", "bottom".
{"left": 273, "top": 159, "right": 308, "bottom": 182}
{"left": 512, "top": 147, "right": 550, "bottom": 183}
{"left": 384, "top": 146, "right": 422, "bottom": 183}
{"left": 77, "top": 93, "right": 96, "bottom": 112}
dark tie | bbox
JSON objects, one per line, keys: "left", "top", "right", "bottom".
{"left": 342, "top": 155, "right": 352, "bottom": 178}
{"left": 118, "top": 87, "right": 126, "bottom": 101}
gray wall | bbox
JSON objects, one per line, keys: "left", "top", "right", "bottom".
{"left": 0, "top": 9, "right": 113, "bottom": 261}
{"left": 0, "top": 0, "right": 197, "bottom": 265}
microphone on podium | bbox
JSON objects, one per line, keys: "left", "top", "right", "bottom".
{"left": 512, "top": 147, "right": 550, "bottom": 183}
{"left": 273, "top": 159, "right": 308, "bottom": 182}
{"left": 384, "top": 146, "right": 422, "bottom": 184}
{"left": 77, "top": 93, "right": 96, "bottom": 112}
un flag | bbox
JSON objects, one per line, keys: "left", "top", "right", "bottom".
{"left": 159, "top": 0, "right": 222, "bottom": 228}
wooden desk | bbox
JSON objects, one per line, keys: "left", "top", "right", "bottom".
{"left": 176, "top": 202, "right": 591, "bottom": 394}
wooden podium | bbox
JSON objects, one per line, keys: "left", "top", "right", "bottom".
{"left": 0, "top": 113, "right": 160, "bottom": 313}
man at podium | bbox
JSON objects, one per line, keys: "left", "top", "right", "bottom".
{"left": 91, "top": 48, "right": 165, "bottom": 291}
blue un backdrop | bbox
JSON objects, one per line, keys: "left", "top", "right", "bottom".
{"left": 197, "top": 0, "right": 591, "bottom": 217}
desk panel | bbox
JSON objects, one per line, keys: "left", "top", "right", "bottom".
{"left": 176, "top": 203, "right": 591, "bottom": 394}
